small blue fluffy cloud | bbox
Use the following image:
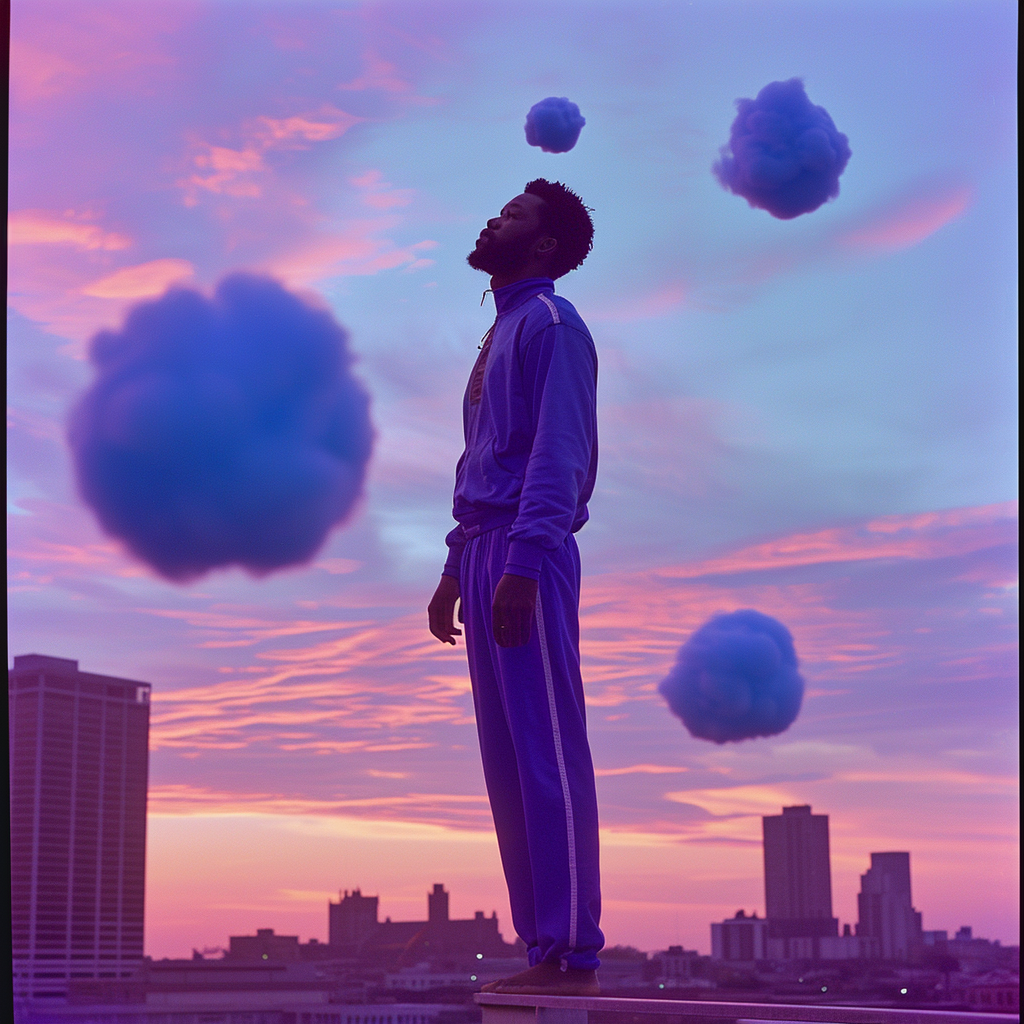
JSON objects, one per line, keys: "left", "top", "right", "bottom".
{"left": 713, "top": 78, "right": 851, "bottom": 219}
{"left": 68, "top": 273, "right": 373, "bottom": 582}
{"left": 658, "top": 609, "right": 805, "bottom": 744}
{"left": 525, "top": 96, "right": 586, "bottom": 153}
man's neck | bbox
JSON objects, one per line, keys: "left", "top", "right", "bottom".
{"left": 489, "top": 263, "right": 552, "bottom": 291}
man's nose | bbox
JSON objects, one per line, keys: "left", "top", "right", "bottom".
{"left": 487, "top": 217, "right": 501, "bottom": 229}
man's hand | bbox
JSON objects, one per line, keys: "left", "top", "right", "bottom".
{"left": 492, "top": 573, "right": 539, "bottom": 648}
{"left": 428, "top": 575, "right": 463, "bottom": 645}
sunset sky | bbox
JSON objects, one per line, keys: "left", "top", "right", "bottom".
{"left": 7, "top": 0, "right": 1018, "bottom": 959}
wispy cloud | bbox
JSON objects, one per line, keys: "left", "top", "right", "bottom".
{"left": 338, "top": 51, "right": 413, "bottom": 95}
{"left": 836, "top": 185, "right": 974, "bottom": 254}
{"left": 80, "top": 258, "right": 195, "bottom": 298}
{"left": 268, "top": 227, "right": 437, "bottom": 286}
{"left": 180, "top": 106, "right": 364, "bottom": 205}
{"left": 653, "top": 502, "right": 1016, "bottom": 580}
{"left": 645, "top": 179, "right": 980, "bottom": 316}
{"left": 8, "top": 211, "right": 132, "bottom": 250}
{"left": 148, "top": 783, "right": 491, "bottom": 830}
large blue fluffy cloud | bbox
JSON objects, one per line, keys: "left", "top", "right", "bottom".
{"left": 658, "top": 609, "right": 804, "bottom": 744}
{"left": 68, "top": 273, "right": 373, "bottom": 582}
{"left": 525, "top": 96, "right": 586, "bottom": 153}
{"left": 713, "top": 78, "right": 851, "bottom": 219}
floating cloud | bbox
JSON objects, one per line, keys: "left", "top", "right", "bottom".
{"left": 525, "top": 96, "right": 586, "bottom": 153}
{"left": 68, "top": 273, "right": 373, "bottom": 582}
{"left": 713, "top": 79, "right": 851, "bottom": 220}
{"left": 658, "top": 609, "right": 804, "bottom": 743}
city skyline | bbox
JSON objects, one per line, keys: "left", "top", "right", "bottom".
{"left": 7, "top": 0, "right": 1018, "bottom": 960}
{"left": 150, "top": 806, "right": 1002, "bottom": 961}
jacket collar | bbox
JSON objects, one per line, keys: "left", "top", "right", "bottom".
{"left": 491, "top": 277, "right": 555, "bottom": 316}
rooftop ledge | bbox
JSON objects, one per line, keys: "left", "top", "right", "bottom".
{"left": 474, "top": 992, "right": 1017, "bottom": 1024}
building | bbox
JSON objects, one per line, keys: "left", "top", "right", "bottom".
{"left": 762, "top": 805, "right": 839, "bottom": 959}
{"left": 9, "top": 654, "right": 151, "bottom": 1004}
{"left": 649, "top": 946, "right": 705, "bottom": 988}
{"left": 855, "top": 852, "right": 923, "bottom": 960}
{"left": 953, "top": 970, "right": 1020, "bottom": 1012}
{"left": 818, "top": 923, "right": 870, "bottom": 960}
{"left": 711, "top": 911, "right": 768, "bottom": 962}
{"left": 328, "top": 884, "right": 516, "bottom": 962}
{"left": 330, "top": 889, "right": 380, "bottom": 946}
{"left": 226, "top": 928, "right": 302, "bottom": 961}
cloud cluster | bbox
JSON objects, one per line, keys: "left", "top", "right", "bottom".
{"left": 525, "top": 96, "right": 586, "bottom": 153}
{"left": 658, "top": 609, "right": 804, "bottom": 743}
{"left": 713, "top": 78, "right": 851, "bottom": 219}
{"left": 68, "top": 273, "right": 373, "bottom": 582}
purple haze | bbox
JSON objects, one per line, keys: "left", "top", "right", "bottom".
{"left": 658, "top": 609, "right": 805, "bottom": 743}
{"left": 68, "top": 274, "right": 373, "bottom": 582}
{"left": 713, "top": 78, "right": 851, "bottom": 219}
{"left": 525, "top": 96, "right": 586, "bottom": 153}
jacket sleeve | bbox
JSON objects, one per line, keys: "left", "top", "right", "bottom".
{"left": 443, "top": 523, "right": 467, "bottom": 579}
{"left": 505, "top": 321, "right": 597, "bottom": 580}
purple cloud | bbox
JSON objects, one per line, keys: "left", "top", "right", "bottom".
{"left": 525, "top": 96, "right": 586, "bottom": 153}
{"left": 713, "top": 78, "right": 851, "bottom": 219}
{"left": 67, "top": 274, "right": 373, "bottom": 582}
{"left": 658, "top": 609, "right": 804, "bottom": 743}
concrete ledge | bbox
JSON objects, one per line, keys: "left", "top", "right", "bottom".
{"left": 474, "top": 992, "right": 1018, "bottom": 1024}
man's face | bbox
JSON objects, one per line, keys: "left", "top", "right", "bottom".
{"left": 466, "top": 193, "right": 549, "bottom": 276}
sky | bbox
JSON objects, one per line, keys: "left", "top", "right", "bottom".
{"left": 7, "top": 0, "right": 1018, "bottom": 959}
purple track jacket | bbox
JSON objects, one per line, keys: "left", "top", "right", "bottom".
{"left": 442, "top": 277, "right": 598, "bottom": 583}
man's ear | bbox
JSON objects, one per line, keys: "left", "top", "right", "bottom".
{"left": 535, "top": 236, "right": 558, "bottom": 256}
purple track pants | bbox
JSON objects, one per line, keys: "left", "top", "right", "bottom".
{"left": 461, "top": 524, "right": 603, "bottom": 970}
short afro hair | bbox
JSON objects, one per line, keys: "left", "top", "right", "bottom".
{"left": 524, "top": 178, "right": 594, "bottom": 279}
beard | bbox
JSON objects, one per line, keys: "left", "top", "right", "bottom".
{"left": 466, "top": 233, "right": 535, "bottom": 276}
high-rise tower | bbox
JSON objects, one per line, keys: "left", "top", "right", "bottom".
{"left": 856, "top": 852, "right": 923, "bottom": 959}
{"left": 762, "top": 804, "right": 839, "bottom": 958}
{"left": 9, "top": 654, "right": 151, "bottom": 1002}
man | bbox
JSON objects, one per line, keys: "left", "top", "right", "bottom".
{"left": 427, "top": 179, "right": 603, "bottom": 995}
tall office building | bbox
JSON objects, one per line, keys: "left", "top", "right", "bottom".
{"left": 762, "top": 804, "right": 839, "bottom": 959}
{"left": 9, "top": 654, "right": 151, "bottom": 1002}
{"left": 856, "top": 852, "right": 923, "bottom": 960}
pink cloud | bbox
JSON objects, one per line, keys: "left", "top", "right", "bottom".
{"left": 8, "top": 211, "right": 132, "bottom": 250}
{"left": 7, "top": 499, "right": 151, "bottom": 583}
{"left": 315, "top": 557, "right": 363, "bottom": 575}
{"left": 9, "top": 38, "right": 82, "bottom": 101}
{"left": 8, "top": 3, "right": 183, "bottom": 106}
{"left": 268, "top": 228, "right": 438, "bottom": 285}
{"left": 683, "top": 180, "right": 980, "bottom": 310}
{"left": 836, "top": 185, "right": 974, "bottom": 253}
{"left": 595, "top": 764, "right": 689, "bottom": 777}
{"left": 148, "top": 783, "right": 489, "bottom": 826}
{"left": 180, "top": 106, "right": 363, "bottom": 204}
{"left": 337, "top": 51, "right": 413, "bottom": 94}
{"left": 654, "top": 501, "right": 1017, "bottom": 579}
{"left": 350, "top": 170, "right": 416, "bottom": 210}
{"left": 80, "top": 258, "right": 195, "bottom": 298}
{"left": 588, "top": 282, "right": 688, "bottom": 323}
{"left": 255, "top": 109, "right": 363, "bottom": 145}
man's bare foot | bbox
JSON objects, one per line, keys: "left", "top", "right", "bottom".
{"left": 479, "top": 960, "right": 600, "bottom": 995}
